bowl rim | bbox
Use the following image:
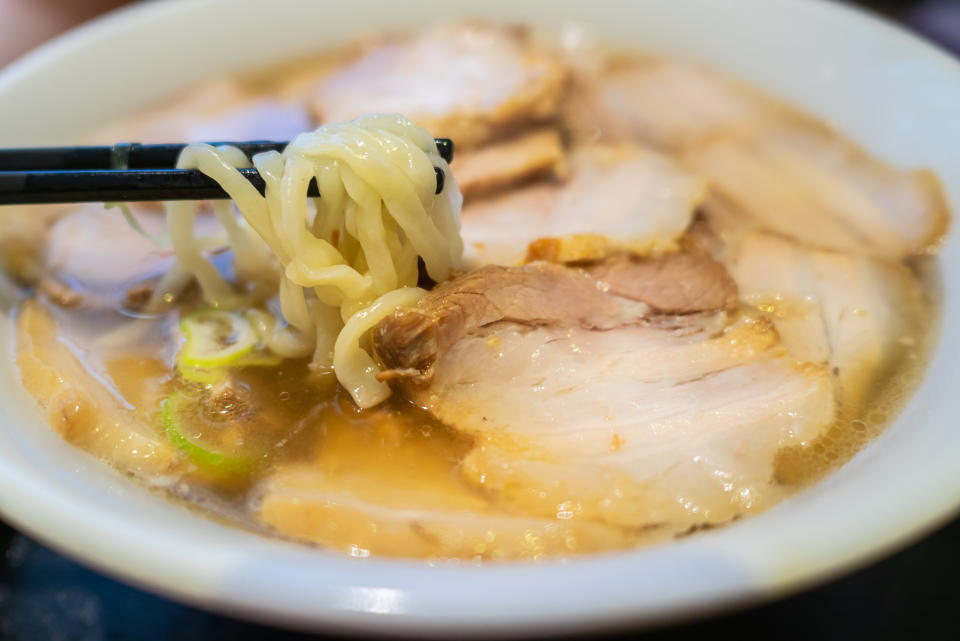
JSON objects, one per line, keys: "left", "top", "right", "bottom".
{"left": 1, "top": 0, "right": 960, "bottom": 636}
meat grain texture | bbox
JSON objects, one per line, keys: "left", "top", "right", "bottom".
{"left": 375, "top": 260, "right": 834, "bottom": 531}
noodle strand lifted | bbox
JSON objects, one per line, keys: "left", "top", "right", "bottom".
{"left": 158, "top": 114, "right": 463, "bottom": 408}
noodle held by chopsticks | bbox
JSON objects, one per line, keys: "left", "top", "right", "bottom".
{"left": 153, "top": 114, "right": 463, "bottom": 408}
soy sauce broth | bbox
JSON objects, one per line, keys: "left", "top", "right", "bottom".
{"left": 7, "top": 25, "right": 946, "bottom": 560}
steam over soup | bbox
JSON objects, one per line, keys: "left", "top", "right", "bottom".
{"left": 7, "top": 22, "right": 947, "bottom": 561}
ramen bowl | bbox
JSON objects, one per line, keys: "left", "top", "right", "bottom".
{"left": 0, "top": 0, "right": 958, "bottom": 636}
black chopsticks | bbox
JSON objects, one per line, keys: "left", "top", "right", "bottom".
{"left": 0, "top": 141, "right": 293, "bottom": 172}
{"left": 0, "top": 139, "right": 454, "bottom": 205}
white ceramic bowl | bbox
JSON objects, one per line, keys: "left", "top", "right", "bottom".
{"left": 0, "top": 0, "right": 958, "bottom": 636}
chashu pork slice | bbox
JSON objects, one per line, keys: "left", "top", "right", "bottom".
{"left": 39, "top": 203, "right": 228, "bottom": 311}
{"left": 44, "top": 205, "right": 173, "bottom": 308}
{"left": 258, "top": 471, "right": 636, "bottom": 559}
{"left": 582, "top": 251, "right": 739, "bottom": 315}
{"left": 453, "top": 127, "right": 566, "bottom": 201}
{"left": 255, "top": 403, "right": 634, "bottom": 559}
{"left": 374, "top": 261, "right": 834, "bottom": 531}
{"left": 311, "top": 23, "right": 567, "bottom": 150}
{"left": 92, "top": 78, "right": 311, "bottom": 144}
{"left": 561, "top": 54, "right": 948, "bottom": 260}
{"left": 16, "top": 302, "right": 181, "bottom": 478}
{"left": 562, "top": 57, "right": 780, "bottom": 150}
{"left": 460, "top": 144, "right": 706, "bottom": 267}
{"left": 687, "top": 123, "right": 949, "bottom": 261}
{"left": 728, "top": 231, "right": 926, "bottom": 411}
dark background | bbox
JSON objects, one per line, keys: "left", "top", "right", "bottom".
{"left": 2, "top": 1, "right": 959, "bottom": 639}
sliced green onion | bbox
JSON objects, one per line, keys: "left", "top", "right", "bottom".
{"left": 180, "top": 309, "right": 257, "bottom": 368}
{"left": 175, "top": 349, "right": 284, "bottom": 386}
{"left": 161, "top": 394, "right": 251, "bottom": 473}
{"left": 232, "top": 351, "right": 284, "bottom": 368}
{"left": 176, "top": 357, "right": 228, "bottom": 385}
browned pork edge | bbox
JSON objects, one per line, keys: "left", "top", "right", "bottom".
{"left": 373, "top": 251, "right": 738, "bottom": 384}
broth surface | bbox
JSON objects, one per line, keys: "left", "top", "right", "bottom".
{"left": 7, "top": 22, "right": 946, "bottom": 560}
